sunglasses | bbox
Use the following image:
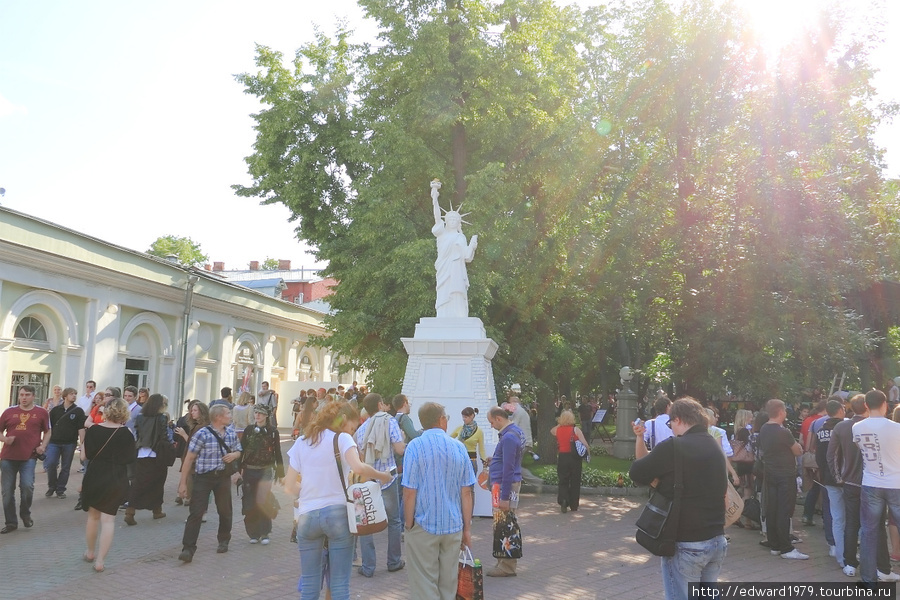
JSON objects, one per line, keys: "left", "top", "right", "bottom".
{"left": 665, "top": 420, "right": 673, "bottom": 429}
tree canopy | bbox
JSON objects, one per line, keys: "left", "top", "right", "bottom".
{"left": 235, "top": 0, "right": 899, "bottom": 404}
{"left": 147, "top": 235, "right": 208, "bottom": 267}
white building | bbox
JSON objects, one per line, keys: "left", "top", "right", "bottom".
{"left": 0, "top": 206, "right": 360, "bottom": 423}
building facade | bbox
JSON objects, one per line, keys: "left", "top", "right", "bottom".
{"left": 0, "top": 207, "right": 359, "bottom": 423}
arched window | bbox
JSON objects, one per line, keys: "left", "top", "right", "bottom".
{"left": 15, "top": 316, "right": 47, "bottom": 342}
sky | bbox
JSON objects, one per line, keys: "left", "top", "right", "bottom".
{"left": 1, "top": 0, "right": 898, "bottom": 272}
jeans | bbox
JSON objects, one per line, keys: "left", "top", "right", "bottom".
{"left": 297, "top": 504, "right": 354, "bottom": 600}
{"left": 803, "top": 479, "right": 821, "bottom": 521}
{"left": 825, "top": 485, "right": 845, "bottom": 566}
{"left": 45, "top": 442, "right": 76, "bottom": 494}
{"left": 660, "top": 535, "right": 727, "bottom": 600}
{"left": 821, "top": 485, "right": 834, "bottom": 545}
{"left": 1, "top": 458, "right": 36, "bottom": 526}
{"left": 358, "top": 477, "right": 402, "bottom": 575}
{"left": 764, "top": 473, "right": 797, "bottom": 554}
{"left": 860, "top": 486, "right": 900, "bottom": 583}
{"left": 181, "top": 471, "right": 232, "bottom": 552}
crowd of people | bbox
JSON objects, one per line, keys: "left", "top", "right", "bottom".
{"left": 0, "top": 380, "right": 529, "bottom": 600}
{"left": 630, "top": 383, "right": 900, "bottom": 599}
{"left": 0, "top": 380, "right": 283, "bottom": 573}
{"left": 22, "top": 373, "right": 900, "bottom": 599}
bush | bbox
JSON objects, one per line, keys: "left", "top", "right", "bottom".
{"left": 538, "top": 465, "right": 634, "bottom": 488}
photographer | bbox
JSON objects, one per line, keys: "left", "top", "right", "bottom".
{"left": 630, "top": 397, "right": 727, "bottom": 600}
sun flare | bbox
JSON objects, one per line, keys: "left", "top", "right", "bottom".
{"left": 734, "top": 0, "right": 826, "bottom": 57}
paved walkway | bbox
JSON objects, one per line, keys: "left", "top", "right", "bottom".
{"left": 0, "top": 443, "right": 849, "bottom": 599}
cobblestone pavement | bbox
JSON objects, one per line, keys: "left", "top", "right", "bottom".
{"left": 1, "top": 442, "right": 848, "bottom": 599}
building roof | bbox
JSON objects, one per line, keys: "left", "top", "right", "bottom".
{"left": 300, "top": 299, "right": 334, "bottom": 315}
{"left": 0, "top": 205, "right": 325, "bottom": 331}
{"left": 219, "top": 269, "right": 323, "bottom": 283}
{"left": 238, "top": 278, "right": 286, "bottom": 289}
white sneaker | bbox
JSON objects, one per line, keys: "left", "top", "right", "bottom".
{"left": 843, "top": 565, "right": 857, "bottom": 577}
{"left": 770, "top": 550, "right": 780, "bottom": 556}
{"left": 261, "top": 537, "right": 270, "bottom": 545}
{"left": 780, "top": 549, "right": 809, "bottom": 560}
{"left": 829, "top": 545, "right": 836, "bottom": 557}
{"left": 249, "top": 538, "right": 259, "bottom": 544}
{"left": 878, "top": 570, "right": 900, "bottom": 582}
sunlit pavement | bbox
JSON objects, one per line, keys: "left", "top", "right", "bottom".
{"left": 1, "top": 441, "right": 843, "bottom": 599}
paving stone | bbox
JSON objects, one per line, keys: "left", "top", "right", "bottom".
{"left": 1, "top": 443, "right": 849, "bottom": 599}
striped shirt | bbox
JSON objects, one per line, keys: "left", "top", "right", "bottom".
{"left": 354, "top": 413, "right": 403, "bottom": 489}
{"left": 401, "top": 428, "right": 475, "bottom": 536}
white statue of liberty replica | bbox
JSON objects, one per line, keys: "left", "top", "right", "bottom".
{"left": 431, "top": 179, "right": 478, "bottom": 318}
{"left": 402, "top": 179, "right": 499, "bottom": 516}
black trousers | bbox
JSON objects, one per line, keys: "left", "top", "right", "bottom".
{"left": 182, "top": 471, "right": 232, "bottom": 552}
{"left": 765, "top": 473, "right": 796, "bottom": 554}
{"left": 557, "top": 452, "right": 583, "bottom": 510}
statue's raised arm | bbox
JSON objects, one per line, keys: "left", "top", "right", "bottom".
{"left": 429, "top": 180, "right": 476, "bottom": 319}
{"left": 431, "top": 179, "right": 443, "bottom": 226}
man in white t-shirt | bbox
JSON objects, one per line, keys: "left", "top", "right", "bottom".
{"left": 643, "top": 396, "right": 673, "bottom": 450}
{"left": 257, "top": 381, "right": 278, "bottom": 426}
{"left": 75, "top": 380, "right": 97, "bottom": 413}
{"left": 852, "top": 389, "right": 900, "bottom": 584}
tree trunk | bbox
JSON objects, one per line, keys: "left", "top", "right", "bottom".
{"left": 535, "top": 387, "right": 558, "bottom": 465}
{"left": 447, "top": 0, "right": 467, "bottom": 207}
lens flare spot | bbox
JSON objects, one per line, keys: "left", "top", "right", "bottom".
{"left": 595, "top": 120, "right": 612, "bottom": 136}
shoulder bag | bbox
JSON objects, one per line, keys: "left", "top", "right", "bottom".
{"left": 730, "top": 439, "right": 754, "bottom": 463}
{"left": 152, "top": 415, "right": 177, "bottom": 467}
{"left": 206, "top": 426, "right": 241, "bottom": 475}
{"left": 570, "top": 430, "right": 589, "bottom": 462}
{"left": 635, "top": 437, "right": 682, "bottom": 556}
{"left": 333, "top": 433, "right": 387, "bottom": 536}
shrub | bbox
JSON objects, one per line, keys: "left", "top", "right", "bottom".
{"left": 538, "top": 466, "right": 633, "bottom": 488}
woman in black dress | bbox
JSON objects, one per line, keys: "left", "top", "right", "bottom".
{"left": 125, "top": 393, "right": 174, "bottom": 525}
{"left": 81, "top": 398, "right": 135, "bottom": 572}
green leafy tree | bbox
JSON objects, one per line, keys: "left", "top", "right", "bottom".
{"left": 260, "top": 258, "right": 280, "bottom": 270}
{"left": 147, "top": 235, "right": 208, "bottom": 267}
{"left": 235, "top": 0, "right": 898, "bottom": 418}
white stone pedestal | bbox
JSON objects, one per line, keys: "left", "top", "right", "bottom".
{"left": 401, "top": 317, "right": 499, "bottom": 516}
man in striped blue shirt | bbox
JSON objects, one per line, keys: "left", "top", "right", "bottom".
{"left": 402, "top": 402, "right": 476, "bottom": 600}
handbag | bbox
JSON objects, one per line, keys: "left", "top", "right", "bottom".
{"left": 333, "top": 434, "right": 388, "bottom": 536}
{"left": 730, "top": 440, "right": 754, "bottom": 464}
{"left": 570, "top": 429, "right": 590, "bottom": 461}
{"left": 206, "top": 426, "right": 241, "bottom": 475}
{"left": 492, "top": 508, "right": 523, "bottom": 559}
{"left": 457, "top": 546, "right": 484, "bottom": 600}
{"left": 635, "top": 437, "right": 682, "bottom": 556}
{"left": 801, "top": 452, "right": 818, "bottom": 469}
{"left": 151, "top": 416, "right": 177, "bottom": 467}
{"left": 724, "top": 480, "right": 745, "bottom": 528}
